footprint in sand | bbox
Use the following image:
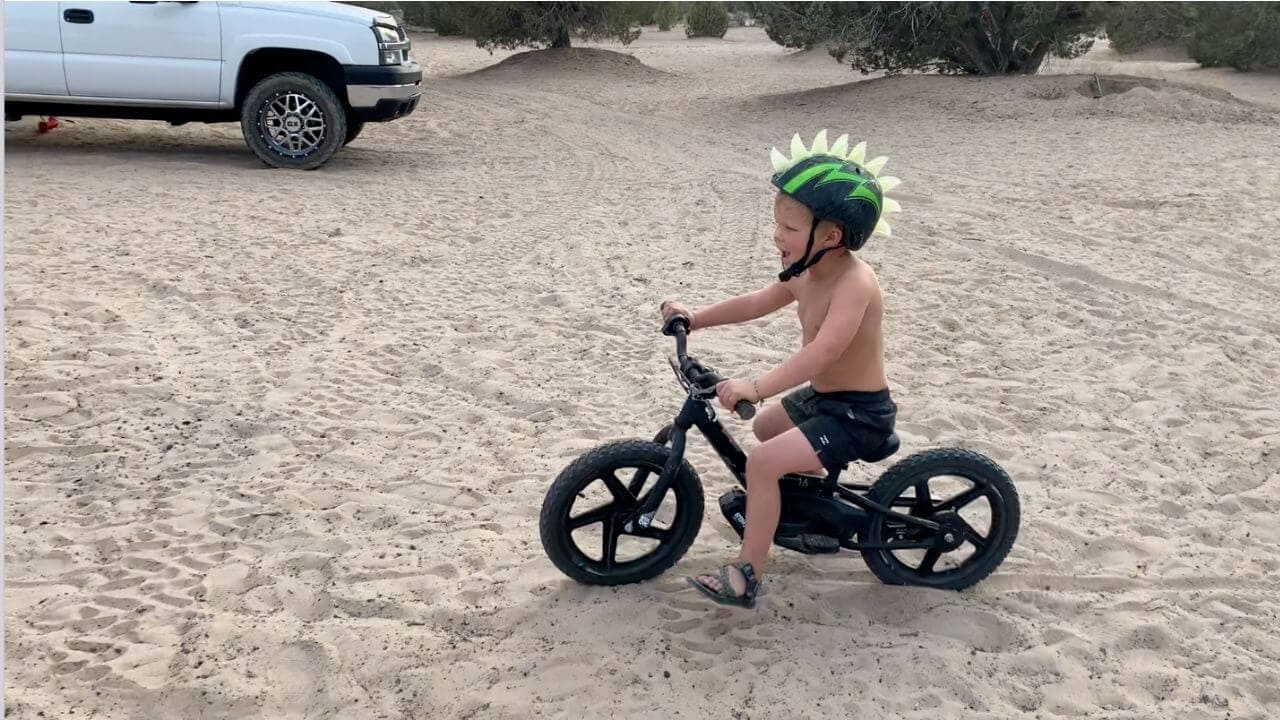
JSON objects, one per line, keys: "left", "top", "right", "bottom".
{"left": 911, "top": 606, "right": 1025, "bottom": 653}
{"left": 265, "top": 641, "right": 333, "bottom": 719}
{"left": 1123, "top": 623, "right": 1174, "bottom": 651}
{"left": 6, "top": 391, "right": 80, "bottom": 420}
{"left": 273, "top": 578, "right": 335, "bottom": 623}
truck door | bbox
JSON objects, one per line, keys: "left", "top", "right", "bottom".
{"left": 4, "top": 1, "right": 70, "bottom": 96}
{"left": 58, "top": 1, "right": 222, "bottom": 103}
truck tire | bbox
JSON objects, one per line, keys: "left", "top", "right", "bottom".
{"left": 240, "top": 72, "right": 347, "bottom": 170}
{"left": 343, "top": 117, "right": 365, "bottom": 146}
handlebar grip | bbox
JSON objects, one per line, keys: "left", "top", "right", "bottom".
{"left": 662, "top": 314, "right": 691, "bottom": 337}
{"left": 735, "top": 400, "right": 756, "bottom": 421}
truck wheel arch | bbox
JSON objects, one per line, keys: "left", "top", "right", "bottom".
{"left": 234, "top": 48, "right": 348, "bottom": 109}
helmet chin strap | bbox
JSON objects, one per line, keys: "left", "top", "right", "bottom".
{"left": 778, "top": 217, "right": 841, "bottom": 282}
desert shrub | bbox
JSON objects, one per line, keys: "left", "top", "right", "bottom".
{"left": 1100, "top": 2, "right": 1193, "bottom": 53}
{"left": 415, "top": 4, "right": 455, "bottom": 32}
{"left": 752, "top": 1, "right": 836, "bottom": 50}
{"left": 422, "top": 2, "right": 648, "bottom": 50}
{"left": 656, "top": 2, "right": 683, "bottom": 30}
{"left": 686, "top": 2, "right": 730, "bottom": 38}
{"left": 1186, "top": 2, "right": 1280, "bottom": 70}
{"left": 755, "top": 2, "right": 1105, "bottom": 75}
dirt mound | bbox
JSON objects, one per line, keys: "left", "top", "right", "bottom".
{"left": 1036, "top": 73, "right": 1273, "bottom": 124}
{"left": 740, "top": 73, "right": 1277, "bottom": 126}
{"left": 1054, "top": 74, "right": 1240, "bottom": 103}
{"left": 460, "top": 47, "right": 669, "bottom": 81}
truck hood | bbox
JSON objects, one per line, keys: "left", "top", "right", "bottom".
{"left": 234, "top": 1, "right": 396, "bottom": 26}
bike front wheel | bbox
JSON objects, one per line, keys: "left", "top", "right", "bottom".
{"left": 539, "top": 440, "right": 704, "bottom": 585}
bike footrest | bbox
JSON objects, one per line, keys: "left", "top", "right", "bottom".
{"left": 775, "top": 533, "right": 840, "bottom": 554}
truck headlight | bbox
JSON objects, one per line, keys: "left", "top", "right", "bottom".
{"left": 372, "top": 24, "right": 409, "bottom": 66}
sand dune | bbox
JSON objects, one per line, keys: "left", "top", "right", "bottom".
{"left": 6, "top": 26, "right": 1279, "bottom": 720}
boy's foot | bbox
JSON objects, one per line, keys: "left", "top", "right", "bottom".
{"left": 686, "top": 562, "right": 759, "bottom": 608}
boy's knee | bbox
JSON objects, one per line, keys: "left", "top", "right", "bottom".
{"left": 747, "top": 431, "right": 825, "bottom": 481}
{"left": 745, "top": 445, "right": 782, "bottom": 479}
{"left": 751, "top": 416, "right": 770, "bottom": 442}
{"left": 752, "top": 405, "right": 791, "bottom": 443}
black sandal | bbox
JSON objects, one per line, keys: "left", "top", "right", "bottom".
{"left": 686, "top": 562, "right": 759, "bottom": 608}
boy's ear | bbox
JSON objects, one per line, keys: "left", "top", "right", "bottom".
{"left": 821, "top": 220, "right": 844, "bottom": 248}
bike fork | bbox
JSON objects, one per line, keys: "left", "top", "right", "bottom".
{"left": 627, "top": 397, "right": 708, "bottom": 528}
{"left": 631, "top": 424, "right": 688, "bottom": 527}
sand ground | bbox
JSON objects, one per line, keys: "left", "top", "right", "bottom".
{"left": 5, "top": 27, "right": 1280, "bottom": 720}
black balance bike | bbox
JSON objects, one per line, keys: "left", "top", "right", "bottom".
{"left": 539, "top": 315, "right": 1021, "bottom": 590}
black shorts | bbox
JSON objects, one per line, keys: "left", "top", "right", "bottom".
{"left": 781, "top": 385, "right": 898, "bottom": 473}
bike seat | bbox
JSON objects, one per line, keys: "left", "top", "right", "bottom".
{"left": 858, "top": 432, "right": 900, "bottom": 464}
{"left": 785, "top": 433, "right": 901, "bottom": 491}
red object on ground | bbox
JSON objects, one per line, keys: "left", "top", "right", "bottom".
{"left": 37, "top": 116, "right": 60, "bottom": 133}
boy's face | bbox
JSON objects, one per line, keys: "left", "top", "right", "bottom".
{"left": 772, "top": 193, "right": 840, "bottom": 268}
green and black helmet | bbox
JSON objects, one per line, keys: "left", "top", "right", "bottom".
{"left": 768, "top": 130, "right": 902, "bottom": 281}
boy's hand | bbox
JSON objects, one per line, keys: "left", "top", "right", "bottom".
{"left": 716, "top": 379, "right": 759, "bottom": 410}
{"left": 660, "top": 300, "right": 694, "bottom": 329}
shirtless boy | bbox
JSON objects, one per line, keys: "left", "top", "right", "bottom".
{"left": 661, "top": 130, "right": 903, "bottom": 608}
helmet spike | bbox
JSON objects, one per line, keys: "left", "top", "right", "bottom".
{"left": 770, "top": 147, "right": 790, "bottom": 173}
{"left": 847, "top": 141, "right": 867, "bottom": 165}
{"left": 790, "top": 133, "right": 808, "bottom": 163}
{"left": 810, "top": 129, "right": 829, "bottom": 155}
{"left": 829, "top": 134, "right": 849, "bottom": 159}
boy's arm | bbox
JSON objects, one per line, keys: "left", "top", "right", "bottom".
{"left": 693, "top": 282, "right": 794, "bottom": 330}
{"left": 754, "top": 278, "right": 869, "bottom": 400}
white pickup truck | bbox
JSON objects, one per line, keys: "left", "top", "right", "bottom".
{"left": 3, "top": 0, "right": 422, "bottom": 169}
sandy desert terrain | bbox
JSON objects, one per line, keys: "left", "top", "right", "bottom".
{"left": 6, "top": 26, "right": 1280, "bottom": 720}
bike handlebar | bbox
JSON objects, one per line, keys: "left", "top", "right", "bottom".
{"left": 661, "top": 314, "right": 756, "bottom": 421}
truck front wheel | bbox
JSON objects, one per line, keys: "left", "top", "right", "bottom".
{"left": 241, "top": 72, "right": 346, "bottom": 170}
{"left": 343, "top": 117, "right": 365, "bottom": 146}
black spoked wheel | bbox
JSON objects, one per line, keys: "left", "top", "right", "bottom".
{"left": 540, "top": 440, "right": 703, "bottom": 585}
{"left": 860, "top": 448, "right": 1020, "bottom": 590}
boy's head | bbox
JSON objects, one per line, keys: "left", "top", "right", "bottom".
{"left": 767, "top": 130, "right": 902, "bottom": 281}
{"left": 772, "top": 192, "right": 845, "bottom": 269}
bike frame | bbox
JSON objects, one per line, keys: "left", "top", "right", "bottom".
{"left": 629, "top": 391, "right": 945, "bottom": 548}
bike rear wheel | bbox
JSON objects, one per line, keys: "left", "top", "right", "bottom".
{"left": 860, "top": 448, "right": 1020, "bottom": 590}
{"left": 540, "top": 440, "right": 703, "bottom": 585}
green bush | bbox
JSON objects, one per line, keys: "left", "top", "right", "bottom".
{"left": 752, "top": 1, "right": 836, "bottom": 50}
{"left": 343, "top": 2, "right": 451, "bottom": 32}
{"left": 756, "top": 2, "right": 1103, "bottom": 75}
{"left": 420, "top": 3, "right": 466, "bottom": 35}
{"left": 1100, "top": 2, "right": 1193, "bottom": 53}
{"left": 1099, "top": 2, "right": 1280, "bottom": 71}
{"left": 1186, "top": 2, "right": 1280, "bottom": 70}
{"left": 686, "top": 2, "right": 730, "bottom": 38}
{"left": 417, "top": 3, "right": 648, "bottom": 51}
{"left": 656, "top": 1, "right": 683, "bottom": 31}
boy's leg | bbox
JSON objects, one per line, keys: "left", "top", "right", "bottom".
{"left": 741, "top": 427, "right": 825, "bottom": 567}
{"left": 751, "top": 402, "right": 796, "bottom": 443}
{"left": 753, "top": 401, "right": 830, "bottom": 478}
{"left": 692, "top": 427, "right": 824, "bottom": 597}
